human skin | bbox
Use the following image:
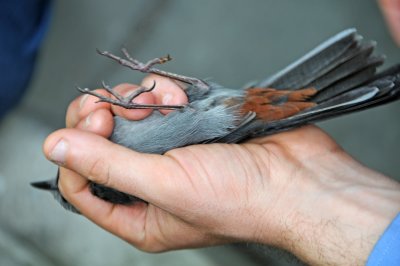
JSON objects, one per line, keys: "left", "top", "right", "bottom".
{"left": 379, "top": 0, "right": 400, "bottom": 46}
{"left": 43, "top": 75, "right": 400, "bottom": 265}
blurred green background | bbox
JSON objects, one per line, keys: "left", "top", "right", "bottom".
{"left": 0, "top": 1, "right": 399, "bottom": 265}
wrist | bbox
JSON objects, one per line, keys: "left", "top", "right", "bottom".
{"left": 256, "top": 146, "right": 400, "bottom": 265}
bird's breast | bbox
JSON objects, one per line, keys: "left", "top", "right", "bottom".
{"left": 110, "top": 104, "right": 239, "bottom": 154}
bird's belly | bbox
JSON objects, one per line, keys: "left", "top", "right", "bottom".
{"left": 110, "top": 106, "right": 238, "bottom": 154}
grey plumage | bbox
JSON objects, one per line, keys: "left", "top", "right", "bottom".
{"left": 259, "top": 28, "right": 360, "bottom": 89}
{"left": 111, "top": 87, "right": 243, "bottom": 154}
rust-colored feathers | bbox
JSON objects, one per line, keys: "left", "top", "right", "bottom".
{"left": 241, "top": 87, "right": 317, "bottom": 121}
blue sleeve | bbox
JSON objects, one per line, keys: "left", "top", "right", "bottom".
{"left": 0, "top": 0, "right": 52, "bottom": 120}
{"left": 367, "top": 212, "right": 400, "bottom": 266}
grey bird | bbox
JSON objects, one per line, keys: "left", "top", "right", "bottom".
{"left": 32, "top": 28, "right": 400, "bottom": 213}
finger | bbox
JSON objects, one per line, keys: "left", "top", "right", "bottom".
{"left": 110, "top": 83, "right": 156, "bottom": 120}
{"left": 379, "top": 0, "right": 400, "bottom": 46}
{"left": 67, "top": 83, "right": 155, "bottom": 128}
{"left": 58, "top": 165, "right": 217, "bottom": 251}
{"left": 141, "top": 74, "right": 188, "bottom": 115}
{"left": 57, "top": 167, "right": 118, "bottom": 219}
{"left": 75, "top": 108, "right": 114, "bottom": 138}
{"left": 43, "top": 128, "right": 185, "bottom": 206}
{"left": 66, "top": 89, "right": 112, "bottom": 128}
{"left": 57, "top": 166, "right": 151, "bottom": 246}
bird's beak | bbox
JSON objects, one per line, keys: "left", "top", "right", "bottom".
{"left": 30, "top": 179, "right": 58, "bottom": 191}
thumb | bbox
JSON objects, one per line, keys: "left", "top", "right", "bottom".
{"left": 43, "top": 128, "right": 182, "bottom": 205}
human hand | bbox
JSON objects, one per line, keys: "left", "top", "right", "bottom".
{"left": 379, "top": 0, "right": 400, "bottom": 45}
{"left": 43, "top": 75, "right": 400, "bottom": 265}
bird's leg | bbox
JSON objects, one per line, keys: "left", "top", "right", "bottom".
{"left": 97, "top": 48, "right": 210, "bottom": 92}
{"left": 77, "top": 81, "right": 185, "bottom": 110}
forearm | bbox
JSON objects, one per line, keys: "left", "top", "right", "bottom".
{"left": 258, "top": 148, "right": 400, "bottom": 265}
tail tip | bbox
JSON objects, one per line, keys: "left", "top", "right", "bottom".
{"left": 30, "top": 180, "right": 58, "bottom": 191}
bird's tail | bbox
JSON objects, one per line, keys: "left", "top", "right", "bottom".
{"left": 260, "top": 66, "right": 400, "bottom": 136}
{"left": 224, "top": 29, "right": 400, "bottom": 142}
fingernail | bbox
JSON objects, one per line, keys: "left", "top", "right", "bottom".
{"left": 80, "top": 94, "right": 89, "bottom": 109}
{"left": 162, "top": 93, "right": 172, "bottom": 104}
{"left": 50, "top": 139, "right": 68, "bottom": 165}
{"left": 85, "top": 112, "right": 93, "bottom": 128}
{"left": 141, "top": 78, "right": 154, "bottom": 89}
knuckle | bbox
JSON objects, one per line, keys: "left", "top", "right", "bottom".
{"left": 86, "top": 156, "right": 111, "bottom": 187}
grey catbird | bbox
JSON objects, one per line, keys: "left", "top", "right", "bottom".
{"left": 32, "top": 28, "right": 400, "bottom": 213}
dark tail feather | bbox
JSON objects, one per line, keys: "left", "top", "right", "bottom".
{"left": 260, "top": 29, "right": 385, "bottom": 96}
{"left": 312, "top": 66, "right": 377, "bottom": 103}
{"left": 251, "top": 69, "right": 400, "bottom": 137}
{"left": 31, "top": 179, "right": 58, "bottom": 191}
{"left": 219, "top": 29, "right": 399, "bottom": 143}
{"left": 258, "top": 28, "right": 370, "bottom": 90}
{"left": 253, "top": 29, "right": 398, "bottom": 136}
{"left": 219, "top": 67, "right": 400, "bottom": 143}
